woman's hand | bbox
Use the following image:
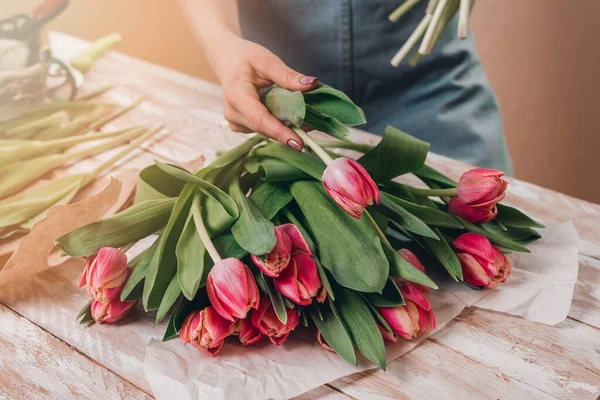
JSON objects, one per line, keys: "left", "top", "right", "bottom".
{"left": 212, "top": 34, "right": 319, "bottom": 151}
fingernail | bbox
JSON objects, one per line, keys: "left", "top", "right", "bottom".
{"left": 287, "top": 139, "right": 303, "bottom": 152}
{"left": 300, "top": 76, "right": 318, "bottom": 85}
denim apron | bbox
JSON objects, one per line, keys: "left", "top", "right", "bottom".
{"left": 237, "top": 0, "right": 513, "bottom": 172}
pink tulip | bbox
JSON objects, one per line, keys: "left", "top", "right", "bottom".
{"left": 448, "top": 196, "right": 498, "bottom": 224}
{"left": 252, "top": 224, "right": 312, "bottom": 277}
{"left": 235, "top": 318, "right": 263, "bottom": 346}
{"left": 322, "top": 157, "right": 380, "bottom": 219}
{"left": 78, "top": 247, "right": 129, "bottom": 304}
{"left": 251, "top": 296, "right": 300, "bottom": 346}
{"left": 397, "top": 249, "right": 430, "bottom": 294}
{"left": 316, "top": 330, "right": 334, "bottom": 352}
{"left": 91, "top": 297, "right": 136, "bottom": 324}
{"left": 453, "top": 233, "right": 513, "bottom": 288}
{"left": 207, "top": 258, "right": 260, "bottom": 322}
{"left": 273, "top": 253, "right": 326, "bottom": 306}
{"left": 378, "top": 297, "right": 435, "bottom": 340}
{"left": 457, "top": 168, "right": 508, "bottom": 207}
{"left": 180, "top": 306, "right": 234, "bottom": 357}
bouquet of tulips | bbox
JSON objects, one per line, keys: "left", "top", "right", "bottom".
{"left": 57, "top": 83, "right": 543, "bottom": 368}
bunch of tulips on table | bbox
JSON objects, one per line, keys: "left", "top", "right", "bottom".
{"left": 59, "top": 83, "right": 543, "bottom": 368}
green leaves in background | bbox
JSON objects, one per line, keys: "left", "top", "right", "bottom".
{"left": 359, "top": 125, "right": 429, "bottom": 181}
{"left": 364, "top": 276, "right": 405, "bottom": 307}
{"left": 309, "top": 300, "right": 357, "bottom": 365}
{"left": 382, "top": 241, "right": 438, "bottom": 289}
{"left": 135, "top": 163, "right": 188, "bottom": 203}
{"left": 382, "top": 193, "right": 463, "bottom": 229}
{"left": 229, "top": 173, "right": 276, "bottom": 255}
{"left": 413, "top": 164, "right": 457, "bottom": 189}
{"left": 264, "top": 86, "right": 306, "bottom": 128}
{"left": 379, "top": 194, "right": 439, "bottom": 239}
{"left": 256, "top": 272, "right": 288, "bottom": 324}
{"left": 303, "top": 104, "right": 350, "bottom": 142}
{"left": 303, "top": 83, "right": 366, "bottom": 126}
{"left": 495, "top": 204, "right": 545, "bottom": 229}
{"left": 290, "top": 180, "right": 388, "bottom": 293}
{"left": 248, "top": 182, "right": 293, "bottom": 220}
{"left": 334, "top": 284, "right": 386, "bottom": 370}
{"left": 245, "top": 157, "right": 310, "bottom": 182}
{"left": 56, "top": 198, "right": 175, "bottom": 257}
{"left": 455, "top": 217, "right": 531, "bottom": 252}
{"left": 253, "top": 143, "right": 325, "bottom": 180}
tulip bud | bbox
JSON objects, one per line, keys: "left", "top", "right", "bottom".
{"left": 235, "top": 318, "right": 263, "bottom": 346}
{"left": 378, "top": 297, "right": 435, "bottom": 340}
{"left": 273, "top": 253, "right": 326, "bottom": 306}
{"left": 322, "top": 157, "right": 380, "bottom": 219}
{"left": 448, "top": 196, "right": 498, "bottom": 224}
{"left": 453, "top": 233, "right": 513, "bottom": 288}
{"left": 457, "top": 168, "right": 508, "bottom": 207}
{"left": 91, "top": 297, "right": 136, "bottom": 324}
{"left": 79, "top": 247, "right": 129, "bottom": 304}
{"left": 251, "top": 296, "right": 300, "bottom": 346}
{"left": 251, "top": 224, "right": 312, "bottom": 278}
{"left": 180, "top": 306, "right": 234, "bottom": 357}
{"left": 207, "top": 258, "right": 260, "bottom": 321}
{"left": 397, "top": 249, "right": 429, "bottom": 294}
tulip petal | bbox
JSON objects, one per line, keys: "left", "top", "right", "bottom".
{"left": 405, "top": 301, "right": 420, "bottom": 337}
{"left": 458, "top": 168, "right": 507, "bottom": 205}
{"left": 416, "top": 303, "right": 428, "bottom": 333}
{"left": 278, "top": 224, "right": 312, "bottom": 255}
{"left": 453, "top": 233, "right": 496, "bottom": 264}
{"left": 317, "top": 330, "right": 335, "bottom": 352}
{"left": 448, "top": 197, "right": 498, "bottom": 223}
{"left": 294, "top": 254, "right": 322, "bottom": 297}
{"left": 323, "top": 182, "right": 365, "bottom": 218}
{"left": 398, "top": 249, "right": 425, "bottom": 273}
{"left": 457, "top": 253, "right": 493, "bottom": 287}
{"left": 273, "top": 261, "right": 303, "bottom": 305}
{"left": 378, "top": 324, "right": 398, "bottom": 343}
{"left": 378, "top": 306, "right": 414, "bottom": 340}
{"left": 400, "top": 284, "right": 431, "bottom": 311}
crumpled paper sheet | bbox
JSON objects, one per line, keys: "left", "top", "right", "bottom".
{"left": 144, "top": 222, "right": 580, "bottom": 400}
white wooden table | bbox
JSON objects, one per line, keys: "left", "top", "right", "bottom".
{"left": 0, "top": 32, "right": 598, "bottom": 400}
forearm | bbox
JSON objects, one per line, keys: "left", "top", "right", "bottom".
{"left": 178, "top": 0, "right": 241, "bottom": 65}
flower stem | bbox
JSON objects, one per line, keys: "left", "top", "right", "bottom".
{"left": 365, "top": 210, "right": 392, "bottom": 247}
{"left": 391, "top": 13, "right": 433, "bottom": 67}
{"left": 388, "top": 0, "right": 422, "bottom": 22}
{"left": 408, "top": 187, "right": 457, "bottom": 197}
{"left": 191, "top": 192, "right": 222, "bottom": 263}
{"left": 458, "top": 0, "right": 471, "bottom": 39}
{"left": 293, "top": 128, "right": 334, "bottom": 165}
{"left": 419, "top": 0, "right": 448, "bottom": 55}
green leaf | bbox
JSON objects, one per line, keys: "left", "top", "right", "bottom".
{"left": 309, "top": 301, "right": 357, "bottom": 365}
{"left": 252, "top": 143, "right": 325, "bottom": 180}
{"left": 229, "top": 174, "right": 276, "bottom": 255}
{"left": 257, "top": 273, "right": 288, "bottom": 324}
{"left": 359, "top": 125, "right": 429, "bottom": 181}
{"left": 482, "top": 223, "right": 542, "bottom": 245}
{"left": 456, "top": 217, "right": 532, "bottom": 252}
{"left": 290, "top": 180, "right": 388, "bottom": 293}
{"left": 135, "top": 163, "right": 188, "bottom": 203}
{"left": 495, "top": 204, "right": 545, "bottom": 229}
{"left": 382, "top": 193, "right": 463, "bottom": 229}
{"left": 362, "top": 298, "right": 393, "bottom": 334}
{"left": 334, "top": 284, "right": 387, "bottom": 370}
{"left": 413, "top": 164, "right": 457, "bottom": 189}
{"left": 303, "top": 83, "right": 366, "bottom": 126}
{"left": 303, "top": 104, "right": 350, "bottom": 142}
{"left": 264, "top": 86, "right": 306, "bottom": 128}
{"left": 56, "top": 198, "right": 175, "bottom": 257}
{"left": 76, "top": 299, "right": 94, "bottom": 325}
{"left": 248, "top": 182, "right": 293, "bottom": 220}
{"left": 163, "top": 289, "right": 209, "bottom": 341}
{"left": 156, "top": 161, "right": 238, "bottom": 219}
{"left": 244, "top": 158, "right": 311, "bottom": 182}
{"left": 382, "top": 240, "right": 438, "bottom": 289}
{"left": 213, "top": 233, "right": 248, "bottom": 259}
{"left": 156, "top": 276, "right": 182, "bottom": 323}
{"left": 143, "top": 185, "right": 195, "bottom": 311}
{"left": 176, "top": 207, "right": 207, "bottom": 300}
{"left": 364, "top": 276, "right": 405, "bottom": 307}
{"left": 379, "top": 195, "right": 439, "bottom": 239}
{"left": 121, "top": 240, "right": 159, "bottom": 301}
{"left": 421, "top": 227, "right": 463, "bottom": 281}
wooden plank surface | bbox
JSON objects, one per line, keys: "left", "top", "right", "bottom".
{"left": 0, "top": 31, "right": 598, "bottom": 400}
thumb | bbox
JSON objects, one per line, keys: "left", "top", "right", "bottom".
{"left": 259, "top": 55, "right": 319, "bottom": 92}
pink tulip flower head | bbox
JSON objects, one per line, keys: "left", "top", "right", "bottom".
{"left": 252, "top": 224, "right": 312, "bottom": 277}
{"left": 457, "top": 168, "right": 508, "bottom": 207}
{"left": 251, "top": 296, "right": 300, "bottom": 346}
{"left": 179, "top": 306, "right": 234, "bottom": 357}
{"left": 453, "top": 233, "right": 513, "bottom": 288}
{"left": 79, "top": 247, "right": 129, "bottom": 304}
{"left": 91, "top": 297, "right": 136, "bottom": 324}
{"left": 273, "top": 253, "right": 326, "bottom": 306}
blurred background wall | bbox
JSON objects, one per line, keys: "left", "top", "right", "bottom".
{"left": 2, "top": 1, "right": 599, "bottom": 203}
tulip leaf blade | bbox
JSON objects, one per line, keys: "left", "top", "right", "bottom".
{"left": 163, "top": 288, "right": 209, "bottom": 341}
{"left": 482, "top": 223, "right": 542, "bottom": 245}
{"left": 56, "top": 198, "right": 175, "bottom": 257}
{"left": 76, "top": 299, "right": 94, "bottom": 325}
{"left": 156, "top": 161, "right": 239, "bottom": 219}
{"left": 252, "top": 143, "right": 325, "bottom": 180}
{"left": 245, "top": 157, "right": 311, "bottom": 182}
{"left": 258, "top": 272, "right": 288, "bottom": 324}
{"left": 364, "top": 276, "right": 406, "bottom": 307}
{"left": 495, "top": 204, "right": 545, "bottom": 229}
{"left": 413, "top": 164, "right": 458, "bottom": 189}
{"left": 264, "top": 86, "right": 306, "bottom": 128}
{"left": 303, "top": 104, "right": 350, "bottom": 142}
{"left": 213, "top": 233, "right": 248, "bottom": 259}
{"left": 334, "top": 284, "right": 387, "bottom": 370}
{"left": 176, "top": 207, "right": 207, "bottom": 301}
{"left": 121, "top": 239, "right": 159, "bottom": 302}
{"left": 156, "top": 276, "right": 183, "bottom": 323}
{"left": 361, "top": 297, "right": 393, "bottom": 334}
{"left": 135, "top": 163, "right": 188, "bottom": 202}
{"left": 380, "top": 195, "right": 439, "bottom": 240}
{"left": 382, "top": 240, "right": 438, "bottom": 289}
{"left": 382, "top": 193, "right": 464, "bottom": 229}
{"left": 456, "top": 217, "right": 531, "bottom": 252}
{"left": 229, "top": 174, "right": 277, "bottom": 255}
{"left": 303, "top": 83, "right": 366, "bottom": 126}
{"left": 290, "top": 180, "right": 389, "bottom": 293}
{"left": 248, "top": 182, "right": 293, "bottom": 221}
{"left": 359, "top": 125, "right": 429, "bottom": 181}
{"left": 309, "top": 301, "right": 357, "bottom": 366}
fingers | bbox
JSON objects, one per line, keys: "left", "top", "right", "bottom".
{"left": 254, "top": 54, "right": 319, "bottom": 92}
{"left": 225, "top": 84, "right": 304, "bottom": 151}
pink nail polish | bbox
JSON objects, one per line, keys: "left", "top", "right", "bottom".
{"left": 288, "top": 139, "right": 303, "bottom": 152}
{"left": 300, "top": 76, "right": 318, "bottom": 85}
